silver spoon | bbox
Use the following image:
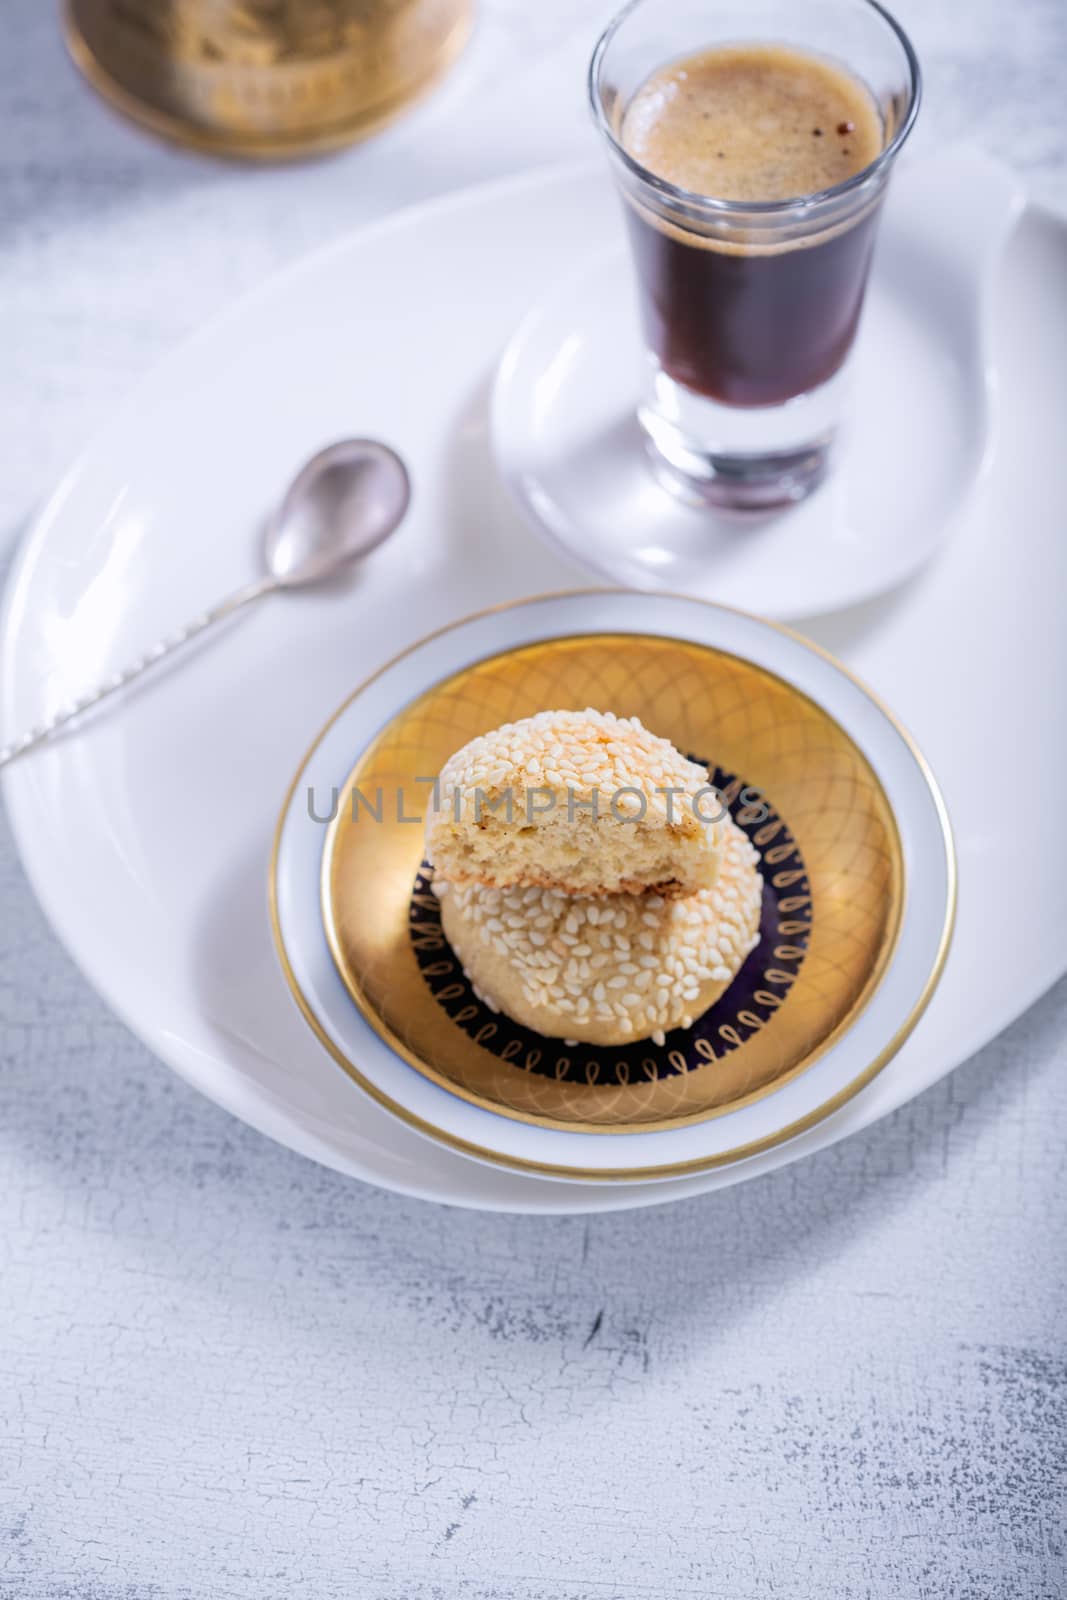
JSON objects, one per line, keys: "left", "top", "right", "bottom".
{"left": 0, "top": 439, "right": 411, "bottom": 769}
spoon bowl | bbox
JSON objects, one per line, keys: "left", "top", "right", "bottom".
{"left": 267, "top": 439, "right": 411, "bottom": 587}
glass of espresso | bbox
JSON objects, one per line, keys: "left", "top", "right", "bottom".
{"left": 590, "top": 0, "right": 920, "bottom": 510}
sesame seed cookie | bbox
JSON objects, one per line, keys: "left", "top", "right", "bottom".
{"left": 435, "top": 815, "right": 763, "bottom": 1046}
{"left": 425, "top": 708, "right": 724, "bottom": 897}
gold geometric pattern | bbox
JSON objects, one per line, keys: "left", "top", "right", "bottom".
{"left": 321, "top": 633, "right": 904, "bottom": 1134}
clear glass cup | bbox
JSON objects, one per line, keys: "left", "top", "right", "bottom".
{"left": 589, "top": 0, "right": 921, "bottom": 510}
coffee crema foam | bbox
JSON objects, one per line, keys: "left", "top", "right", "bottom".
{"left": 620, "top": 43, "right": 884, "bottom": 205}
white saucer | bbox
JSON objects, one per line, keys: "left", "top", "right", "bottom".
{"left": 271, "top": 591, "right": 953, "bottom": 1183}
{"left": 2, "top": 159, "right": 1064, "bottom": 1212}
{"left": 491, "top": 150, "right": 1024, "bottom": 619}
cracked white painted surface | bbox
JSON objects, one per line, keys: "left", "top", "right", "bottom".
{"left": 1, "top": 1, "right": 1066, "bottom": 1594}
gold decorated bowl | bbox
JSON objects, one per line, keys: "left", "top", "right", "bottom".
{"left": 66, "top": 0, "right": 473, "bottom": 160}
{"left": 271, "top": 592, "right": 954, "bottom": 1182}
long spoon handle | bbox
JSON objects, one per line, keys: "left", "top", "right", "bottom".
{"left": 0, "top": 575, "right": 277, "bottom": 770}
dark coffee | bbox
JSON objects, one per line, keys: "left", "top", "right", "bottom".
{"left": 622, "top": 200, "right": 881, "bottom": 406}
{"left": 619, "top": 45, "right": 885, "bottom": 407}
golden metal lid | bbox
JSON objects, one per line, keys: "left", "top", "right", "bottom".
{"left": 65, "top": 0, "right": 473, "bottom": 160}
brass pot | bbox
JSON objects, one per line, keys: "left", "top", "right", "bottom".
{"left": 65, "top": 0, "right": 473, "bottom": 159}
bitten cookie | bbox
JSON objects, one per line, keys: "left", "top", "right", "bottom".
{"left": 436, "top": 815, "right": 763, "bottom": 1046}
{"left": 425, "top": 708, "right": 724, "bottom": 897}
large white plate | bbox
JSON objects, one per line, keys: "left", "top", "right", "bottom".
{"left": 2, "top": 161, "right": 1066, "bottom": 1212}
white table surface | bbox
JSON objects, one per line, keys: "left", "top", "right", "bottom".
{"left": 2, "top": 3, "right": 1066, "bottom": 1596}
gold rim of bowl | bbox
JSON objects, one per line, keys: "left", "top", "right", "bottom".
{"left": 318, "top": 639, "right": 905, "bottom": 1134}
